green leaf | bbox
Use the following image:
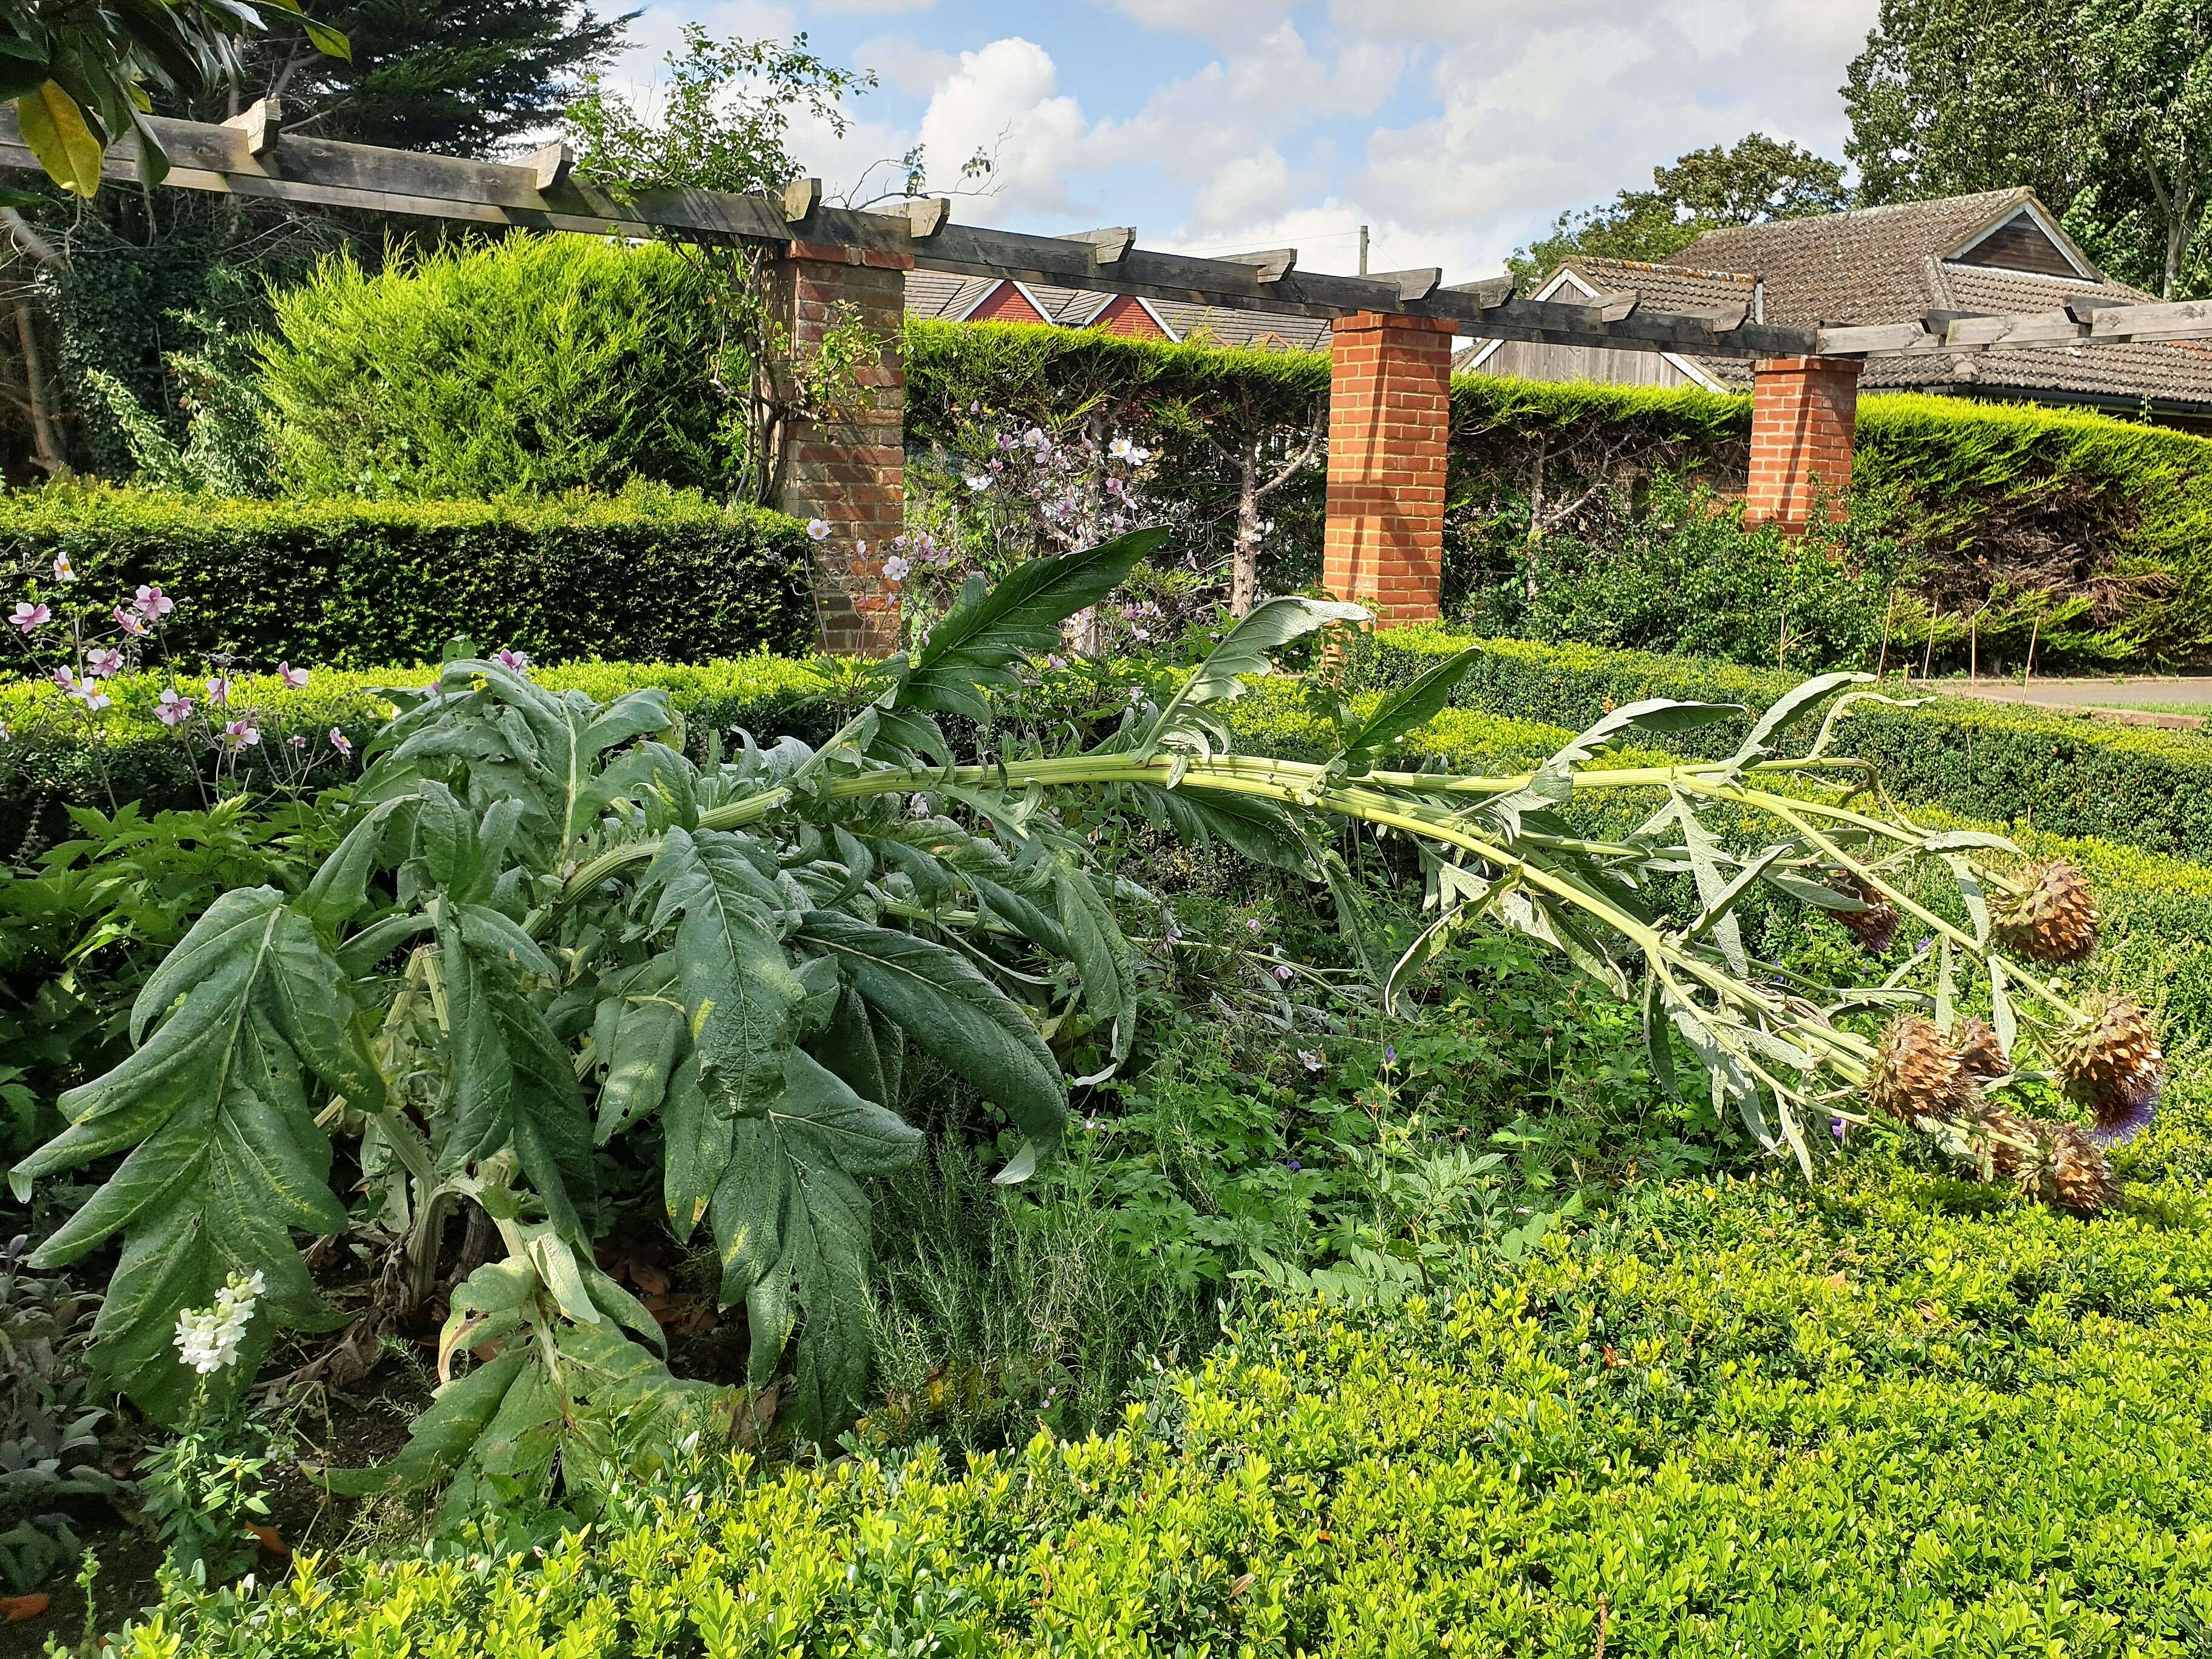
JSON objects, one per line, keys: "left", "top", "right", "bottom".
{"left": 646, "top": 828, "right": 807, "bottom": 1118}
{"left": 1133, "top": 783, "right": 1311, "bottom": 871}
{"left": 898, "top": 529, "right": 1168, "bottom": 721}
{"left": 797, "top": 911, "right": 1064, "bottom": 1176}
{"left": 810, "top": 984, "right": 904, "bottom": 1108}
{"left": 1548, "top": 699, "right": 1742, "bottom": 771}
{"left": 1729, "top": 672, "right": 1873, "bottom": 763}
{"left": 1336, "top": 646, "right": 1481, "bottom": 774}
{"left": 1138, "top": 594, "right": 1367, "bottom": 756}
{"left": 15, "top": 889, "right": 363, "bottom": 1419}
{"left": 706, "top": 1050, "right": 919, "bottom": 1432}
{"left": 1052, "top": 861, "right": 1136, "bottom": 1061}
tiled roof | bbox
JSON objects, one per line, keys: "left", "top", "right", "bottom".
{"left": 903, "top": 272, "right": 1330, "bottom": 352}
{"left": 1538, "top": 256, "right": 1755, "bottom": 317}
{"left": 1654, "top": 191, "right": 2212, "bottom": 412}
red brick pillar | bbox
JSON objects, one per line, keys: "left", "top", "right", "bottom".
{"left": 1744, "top": 356, "right": 1861, "bottom": 532}
{"left": 1323, "top": 312, "right": 1453, "bottom": 625}
{"left": 774, "top": 241, "right": 912, "bottom": 655}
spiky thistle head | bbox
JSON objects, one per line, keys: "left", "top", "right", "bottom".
{"left": 1952, "top": 1017, "right": 2009, "bottom": 1083}
{"left": 1868, "top": 1015, "right": 1975, "bottom": 1122}
{"left": 1981, "top": 1105, "right": 2123, "bottom": 1213}
{"left": 2053, "top": 993, "right": 2164, "bottom": 1144}
{"left": 1990, "top": 860, "right": 2099, "bottom": 965}
{"left": 1827, "top": 871, "right": 1899, "bottom": 954}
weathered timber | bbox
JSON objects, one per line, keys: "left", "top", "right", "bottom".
{"left": 222, "top": 98, "right": 281, "bottom": 157}
{"left": 1218, "top": 248, "right": 1297, "bottom": 282}
{"left": 12, "top": 108, "right": 2212, "bottom": 363}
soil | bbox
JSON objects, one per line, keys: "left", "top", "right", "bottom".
{"left": 2, "top": 1358, "right": 428, "bottom": 1658}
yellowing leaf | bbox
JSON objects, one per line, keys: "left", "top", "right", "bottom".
{"left": 17, "top": 82, "right": 104, "bottom": 197}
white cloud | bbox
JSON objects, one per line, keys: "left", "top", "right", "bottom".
{"left": 917, "top": 39, "right": 1100, "bottom": 222}
{"left": 811, "top": 0, "right": 935, "bottom": 12}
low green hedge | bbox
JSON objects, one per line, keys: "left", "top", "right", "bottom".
{"left": 120, "top": 1168, "right": 2212, "bottom": 1657}
{"left": 15, "top": 636, "right": 2212, "bottom": 861}
{"left": 1344, "top": 627, "right": 2212, "bottom": 861}
{"left": 0, "top": 483, "right": 817, "bottom": 669}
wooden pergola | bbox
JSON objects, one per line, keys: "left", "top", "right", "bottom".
{"left": 10, "top": 104, "right": 2211, "bottom": 647}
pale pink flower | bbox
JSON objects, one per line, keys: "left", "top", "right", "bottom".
{"left": 85, "top": 647, "right": 124, "bottom": 678}
{"left": 806, "top": 519, "right": 831, "bottom": 540}
{"left": 155, "top": 689, "right": 195, "bottom": 726}
{"left": 495, "top": 648, "right": 530, "bottom": 671}
{"left": 134, "top": 585, "right": 175, "bottom": 619}
{"left": 222, "top": 719, "right": 261, "bottom": 752}
{"left": 50, "top": 552, "right": 76, "bottom": 584}
{"left": 289, "top": 734, "right": 308, "bottom": 749}
{"left": 881, "top": 555, "right": 912, "bottom": 584}
{"left": 278, "top": 662, "right": 309, "bottom": 690}
{"left": 10, "top": 601, "right": 49, "bottom": 633}
{"left": 114, "top": 607, "right": 148, "bottom": 638}
{"left": 329, "top": 727, "right": 353, "bottom": 757}
{"left": 206, "top": 676, "right": 231, "bottom": 706}
{"left": 53, "top": 667, "right": 109, "bottom": 710}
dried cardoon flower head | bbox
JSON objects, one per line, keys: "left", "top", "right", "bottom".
{"left": 1990, "top": 860, "right": 2099, "bottom": 964}
{"left": 1868, "top": 1015, "right": 1974, "bottom": 1122}
{"left": 1828, "top": 871, "right": 1899, "bottom": 954}
{"left": 1951, "top": 1017, "right": 2009, "bottom": 1083}
{"left": 2053, "top": 993, "right": 2164, "bottom": 1143}
{"left": 1982, "top": 1106, "right": 2123, "bottom": 1213}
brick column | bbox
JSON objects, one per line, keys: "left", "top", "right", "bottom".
{"left": 1323, "top": 312, "right": 1453, "bottom": 625}
{"left": 1744, "top": 355, "right": 1861, "bottom": 532}
{"left": 774, "top": 240, "right": 912, "bottom": 655}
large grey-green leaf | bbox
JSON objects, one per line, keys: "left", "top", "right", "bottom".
{"left": 15, "top": 888, "right": 363, "bottom": 1419}
{"left": 705, "top": 1049, "right": 920, "bottom": 1433}
{"left": 1336, "top": 646, "right": 1481, "bottom": 775}
{"left": 1137, "top": 594, "right": 1368, "bottom": 756}
{"left": 899, "top": 529, "right": 1169, "bottom": 721}
{"left": 796, "top": 911, "right": 1065, "bottom": 1172}
{"left": 646, "top": 828, "right": 807, "bottom": 1118}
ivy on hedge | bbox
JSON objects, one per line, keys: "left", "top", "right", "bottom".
{"left": 0, "top": 482, "right": 816, "bottom": 670}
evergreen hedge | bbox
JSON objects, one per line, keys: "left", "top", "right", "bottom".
{"left": 0, "top": 483, "right": 817, "bottom": 669}
{"left": 111, "top": 1168, "right": 2212, "bottom": 1656}
{"left": 907, "top": 325, "right": 2212, "bottom": 666}
{"left": 1342, "top": 627, "right": 2212, "bottom": 860}
{"left": 13, "top": 636, "right": 2212, "bottom": 861}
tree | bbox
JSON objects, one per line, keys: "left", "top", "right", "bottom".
{"left": 1509, "top": 134, "right": 1848, "bottom": 283}
{"left": 1, "top": 0, "right": 346, "bottom": 196}
{"left": 1843, "top": 0, "right": 2212, "bottom": 298}
{"left": 225, "top": 1, "right": 630, "bottom": 156}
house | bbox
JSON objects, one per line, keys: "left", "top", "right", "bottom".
{"left": 905, "top": 270, "right": 1333, "bottom": 352}
{"left": 1456, "top": 188, "right": 2212, "bottom": 426}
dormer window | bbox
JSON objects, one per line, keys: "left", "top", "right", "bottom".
{"left": 1947, "top": 204, "right": 2098, "bottom": 281}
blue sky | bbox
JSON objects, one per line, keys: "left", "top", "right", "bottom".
{"left": 614, "top": 1, "right": 1883, "bottom": 279}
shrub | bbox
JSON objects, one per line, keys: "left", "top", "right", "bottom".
{"left": 1345, "top": 627, "right": 2212, "bottom": 861}
{"left": 0, "top": 482, "right": 816, "bottom": 670}
{"left": 258, "top": 236, "right": 726, "bottom": 499}
{"left": 106, "top": 1168, "right": 2212, "bottom": 1657}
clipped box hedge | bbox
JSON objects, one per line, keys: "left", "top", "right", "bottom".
{"left": 1341, "top": 626, "right": 2212, "bottom": 862}
{"left": 13, "top": 635, "right": 2212, "bottom": 860}
{"left": 0, "top": 482, "right": 817, "bottom": 669}
{"left": 117, "top": 1167, "right": 2212, "bottom": 1657}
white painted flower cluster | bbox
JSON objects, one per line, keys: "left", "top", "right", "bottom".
{"left": 172, "top": 1269, "right": 267, "bottom": 1375}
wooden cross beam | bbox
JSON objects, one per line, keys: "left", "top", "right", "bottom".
{"left": 10, "top": 107, "right": 2212, "bottom": 366}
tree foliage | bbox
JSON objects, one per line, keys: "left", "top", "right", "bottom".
{"left": 1845, "top": 0, "right": 2212, "bottom": 298}
{"left": 222, "top": 0, "right": 630, "bottom": 157}
{"left": 1508, "top": 134, "right": 1849, "bottom": 283}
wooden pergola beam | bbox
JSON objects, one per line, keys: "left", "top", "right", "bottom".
{"left": 11, "top": 108, "right": 2212, "bottom": 366}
